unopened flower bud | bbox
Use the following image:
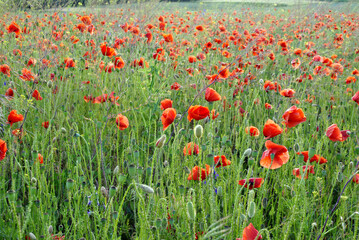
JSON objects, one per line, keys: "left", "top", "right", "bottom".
{"left": 29, "top": 232, "right": 37, "bottom": 240}
{"left": 48, "top": 225, "right": 53, "bottom": 234}
{"left": 156, "top": 135, "right": 166, "bottom": 148}
{"left": 243, "top": 148, "right": 252, "bottom": 157}
{"left": 194, "top": 125, "right": 203, "bottom": 138}
{"left": 47, "top": 80, "right": 53, "bottom": 88}
{"left": 101, "top": 186, "right": 108, "bottom": 198}
{"left": 113, "top": 165, "right": 119, "bottom": 175}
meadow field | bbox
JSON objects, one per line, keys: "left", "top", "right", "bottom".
{"left": 0, "top": 1, "right": 358, "bottom": 239}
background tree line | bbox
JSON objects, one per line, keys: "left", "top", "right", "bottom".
{"left": 2, "top": 0, "right": 197, "bottom": 10}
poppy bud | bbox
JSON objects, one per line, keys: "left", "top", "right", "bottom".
{"left": 243, "top": 148, "right": 252, "bottom": 157}
{"left": 29, "top": 232, "right": 37, "bottom": 240}
{"left": 163, "top": 160, "right": 169, "bottom": 167}
{"left": 312, "top": 222, "right": 317, "bottom": 229}
{"left": 194, "top": 125, "right": 203, "bottom": 138}
{"left": 137, "top": 183, "right": 154, "bottom": 194}
{"left": 294, "top": 143, "right": 300, "bottom": 152}
{"left": 175, "top": 114, "right": 181, "bottom": 120}
{"left": 48, "top": 225, "right": 53, "bottom": 234}
{"left": 61, "top": 127, "right": 67, "bottom": 134}
{"left": 31, "top": 177, "right": 37, "bottom": 185}
{"left": 156, "top": 135, "right": 166, "bottom": 148}
{"left": 184, "top": 166, "right": 191, "bottom": 174}
{"left": 47, "top": 80, "right": 53, "bottom": 88}
{"left": 113, "top": 165, "right": 119, "bottom": 175}
{"left": 259, "top": 79, "right": 264, "bottom": 84}
{"left": 217, "top": 186, "right": 223, "bottom": 196}
{"left": 101, "top": 186, "right": 108, "bottom": 198}
{"left": 247, "top": 201, "right": 256, "bottom": 218}
{"left": 349, "top": 161, "right": 353, "bottom": 169}
{"left": 187, "top": 201, "right": 196, "bottom": 221}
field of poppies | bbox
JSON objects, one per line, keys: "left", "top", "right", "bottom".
{"left": 0, "top": 1, "right": 359, "bottom": 239}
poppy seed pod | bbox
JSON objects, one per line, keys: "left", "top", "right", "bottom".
{"left": 194, "top": 124, "right": 203, "bottom": 138}
{"left": 156, "top": 135, "right": 166, "bottom": 148}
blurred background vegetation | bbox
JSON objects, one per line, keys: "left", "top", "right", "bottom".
{"left": 0, "top": 0, "right": 354, "bottom": 10}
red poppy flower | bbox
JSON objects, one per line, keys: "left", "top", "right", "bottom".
{"left": 282, "top": 106, "right": 306, "bottom": 128}
{"left": 205, "top": 87, "right": 221, "bottom": 102}
{"left": 5, "top": 88, "right": 14, "bottom": 99}
{"left": 326, "top": 124, "right": 349, "bottom": 142}
{"left": 116, "top": 114, "right": 129, "bottom": 130}
{"left": 291, "top": 58, "right": 301, "bottom": 69}
{"left": 79, "top": 15, "right": 92, "bottom": 25}
{"left": 114, "top": 57, "right": 125, "bottom": 69}
{"left": 297, "top": 151, "right": 327, "bottom": 164}
{"left": 280, "top": 89, "right": 295, "bottom": 98}
{"left": 7, "top": 21, "right": 21, "bottom": 35}
{"left": 160, "top": 99, "right": 173, "bottom": 110}
{"left": 352, "top": 91, "right": 359, "bottom": 105}
{"left": 187, "top": 105, "right": 210, "bottom": 122}
{"left": 263, "top": 119, "right": 282, "bottom": 139}
{"left": 188, "top": 164, "right": 211, "bottom": 181}
{"left": 0, "top": 64, "right": 11, "bottom": 77}
{"left": 238, "top": 178, "right": 264, "bottom": 189}
{"left": 27, "top": 58, "right": 37, "bottom": 66}
{"left": 195, "top": 25, "right": 204, "bottom": 31}
{"left": 292, "top": 165, "right": 315, "bottom": 179}
{"left": 245, "top": 126, "right": 260, "bottom": 137}
{"left": 211, "top": 109, "right": 219, "bottom": 120}
{"left": 42, "top": 121, "right": 49, "bottom": 129}
{"left": 0, "top": 139, "right": 7, "bottom": 161}
{"left": 38, "top": 153, "right": 44, "bottom": 164}
{"left": 161, "top": 108, "right": 176, "bottom": 130}
{"left": 100, "top": 42, "right": 117, "bottom": 57}
{"left": 20, "top": 68, "right": 35, "bottom": 81}
{"left": 353, "top": 174, "right": 359, "bottom": 184}
{"left": 264, "top": 103, "right": 272, "bottom": 110}
{"left": 7, "top": 110, "right": 24, "bottom": 126}
{"left": 236, "top": 223, "right": 262, "bottom": 240}
{"left": 163, "top": 33, "right": 174, "bottom": 43}
{"left": 64, "top": 58, "right": 75, "bottom": 68}
{"left": 260, "top": 140, "right": 289, "bottom": 169}
{"left": 183, "top": 142, "right": 200, "bottom": 156}
{"left": 32, "top": 90, "right": 43, "bottom": 100}
{"left": 214, "top": 155, "right": 231, "bottom": 168}
{"left": 188, "top": 55, "right": 197, "bottom": 63}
